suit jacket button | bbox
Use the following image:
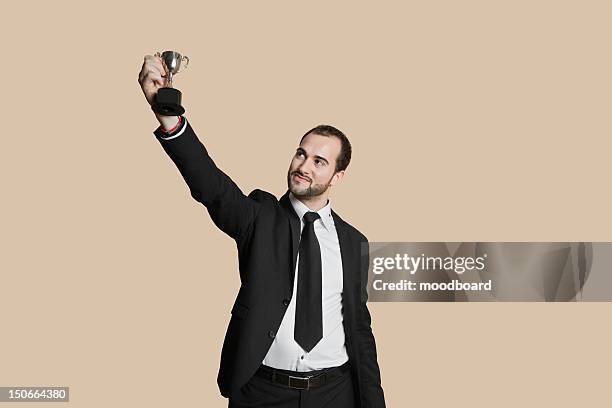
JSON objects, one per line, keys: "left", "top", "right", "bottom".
{"left": 282, "top": 299, "right": 290, "bottom": 306}
{"left": 268, "top": 330, "right": 276, "bottom": 338}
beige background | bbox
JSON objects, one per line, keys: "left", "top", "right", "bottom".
{"left": 1, "top": 1, "right": 611, "bottom": 406}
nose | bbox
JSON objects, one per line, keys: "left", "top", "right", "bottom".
{"left": 297, "top": 158, "right": 313, "bottom": 176}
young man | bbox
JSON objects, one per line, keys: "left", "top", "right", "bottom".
{"left": 138, "top": 55, "right": 385, "bottom": 408}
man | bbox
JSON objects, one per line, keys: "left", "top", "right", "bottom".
{"left": 138, "top": 55, "right": 386, "bottom": 408}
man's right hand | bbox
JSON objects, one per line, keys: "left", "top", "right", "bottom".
{"left": 138, "top": 54, "right": 180, "bottom": 131}
{"left": 138, "top": 54, "right": 167, "bottom": 106}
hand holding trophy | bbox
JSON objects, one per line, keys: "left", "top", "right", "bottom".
{"left": 151, "top": 51, "right": 189, "bottom": 116}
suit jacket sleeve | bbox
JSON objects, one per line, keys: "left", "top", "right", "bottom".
{"left": 357, "top": 235, "right": 386, "bottom": 408}
{"left": 154, "top": 117, "right": 260, "bottom": 242}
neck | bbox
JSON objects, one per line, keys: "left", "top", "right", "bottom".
{"left": 296, "top": 193, "right": 329, "bottom": 212}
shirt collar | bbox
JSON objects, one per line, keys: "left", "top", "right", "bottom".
{"left": 289, "top": 192, "right": 334, "bottom": 231}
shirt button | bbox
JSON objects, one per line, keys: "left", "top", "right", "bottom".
{"left": 268, "top": 330, "right": 276, "bottom": 339}
{"left": 300, "top": 355, "right": 304, "bottom": 360}
{"left": 282, "top": 298, "right": 290, "bottom": 306}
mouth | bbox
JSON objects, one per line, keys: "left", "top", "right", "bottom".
{"left": 292, "top": 173, "right": 311, "bottom": 184}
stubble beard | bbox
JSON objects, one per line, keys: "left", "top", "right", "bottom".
{"left": 287, "top": 171, "right": 332, "bottom": 198}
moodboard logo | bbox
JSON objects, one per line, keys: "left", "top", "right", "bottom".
{"left": 364, "top": 242, "right": 612, "bottom": 302}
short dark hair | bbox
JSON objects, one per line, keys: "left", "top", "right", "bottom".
{"left": 300, "top": 125, "right": 352, "bottom": 172}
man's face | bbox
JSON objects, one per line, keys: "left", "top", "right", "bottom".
{"left": 287, "top": 133, "right": 345, "bottom": 198}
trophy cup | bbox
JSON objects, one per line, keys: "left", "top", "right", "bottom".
{"left": 151, "top": 51, "right": 189, "bottom": 116}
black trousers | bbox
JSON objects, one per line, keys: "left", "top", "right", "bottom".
{"left": 228, "top": 364, "right": 356, "bottom": 408}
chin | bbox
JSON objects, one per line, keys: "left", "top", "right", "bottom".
{"left": 289, "top": 186, "right": 306, "bottom": 196}
{"left": 287, "top": 181, "right": 307, "bottom": 196}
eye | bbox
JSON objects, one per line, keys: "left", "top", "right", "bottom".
{"left": 315, "top": 159, "right": 325, "bottom": 167}
{"left": 296, "top": 151, "right": 305, "bottom": 158}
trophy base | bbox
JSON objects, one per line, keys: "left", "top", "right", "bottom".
{"left": 151, "top": 87, "right": 185, "bottom": 116}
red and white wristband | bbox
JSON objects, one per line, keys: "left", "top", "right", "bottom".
{"left": 162, "top": 116, "right": 183, "bottom": 134}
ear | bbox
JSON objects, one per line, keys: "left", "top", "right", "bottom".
{"left": 329, "top": 170, "right": 345, "bottom": 187}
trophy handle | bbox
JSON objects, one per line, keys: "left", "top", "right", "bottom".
{"left": 178, "top": 56, "right": 189, "bottom": 73}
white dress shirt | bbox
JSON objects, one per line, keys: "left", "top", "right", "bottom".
{"left": 262, "top": 192, "right": 349, "bottom": 371}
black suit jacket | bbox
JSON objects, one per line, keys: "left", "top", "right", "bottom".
{"left": 154, "top": 119, "right": 385, "bottom": 408}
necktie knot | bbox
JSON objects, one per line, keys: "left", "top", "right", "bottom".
{"left": 303, "top": 211, "right": 320, "bottom": 224}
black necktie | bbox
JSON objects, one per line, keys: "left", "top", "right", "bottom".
{"left": 294, "top": 211, "right": 323, "bottom": 352}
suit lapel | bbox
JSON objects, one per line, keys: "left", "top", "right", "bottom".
{"left": 331, "top": 210, "right": 358, "bottom": 310}
{"left": 280, "top": 192, "right": 358, "bottom": 306}
{"left": 279, "top": 191, "right": 300, "bottom": 284}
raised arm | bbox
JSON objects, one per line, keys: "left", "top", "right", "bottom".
{"left": 138, "top": 55, "right": 260, "bottom": 241}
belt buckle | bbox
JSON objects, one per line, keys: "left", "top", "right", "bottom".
{"left": 288, "top": 375, "right": 310, "bottom": 390}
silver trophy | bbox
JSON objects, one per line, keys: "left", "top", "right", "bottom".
{"left": 151, "top": 51, "right": 189, "bottom": 116}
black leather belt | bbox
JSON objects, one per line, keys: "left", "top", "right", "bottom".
{"left": 255, "top": 361, "right": 350, "bottom": 390}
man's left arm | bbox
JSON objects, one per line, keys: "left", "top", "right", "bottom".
{"left": 357, "top": 235, "right": 386, "bottom": 408}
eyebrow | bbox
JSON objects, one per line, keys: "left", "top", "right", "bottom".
{"left": 296, "top": 147, "right": 329, "bottom": 165}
